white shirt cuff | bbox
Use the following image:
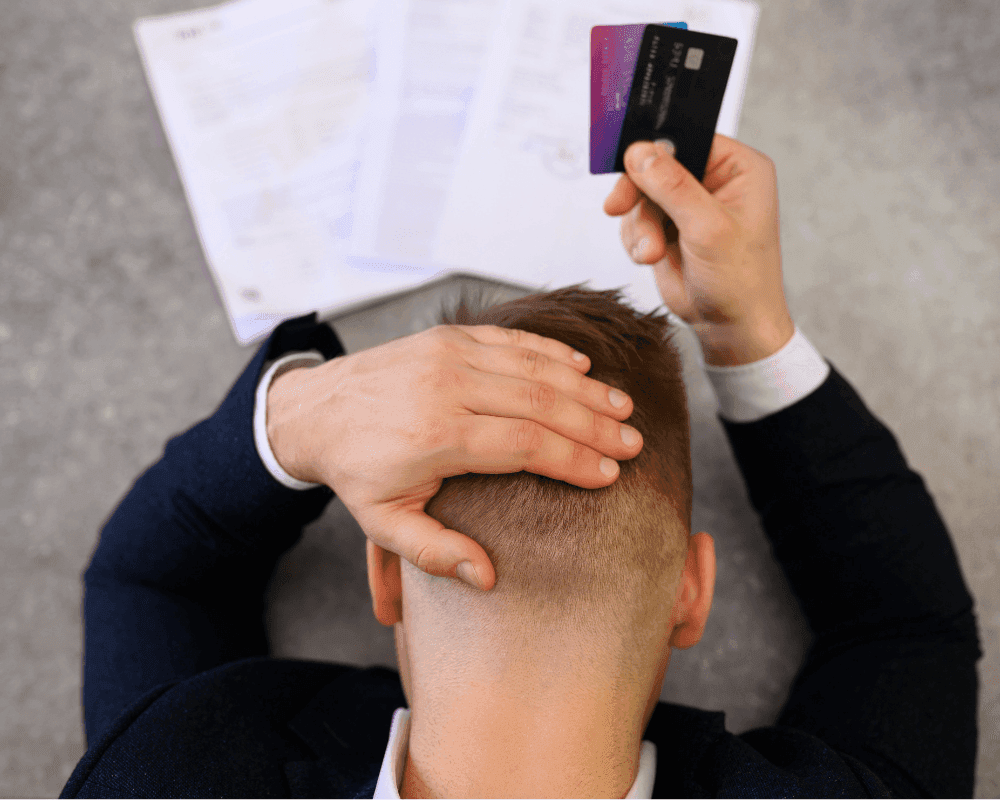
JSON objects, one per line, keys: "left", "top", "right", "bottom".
{"left": 254, "top": 351, "right": 327, "bottom": 490}
{"left": 702, "top": 326, "right": 831, "bottom": 423}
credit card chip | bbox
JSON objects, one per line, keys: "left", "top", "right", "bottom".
{"left": 684, "top": 47, "right": 704, "bottom": 70}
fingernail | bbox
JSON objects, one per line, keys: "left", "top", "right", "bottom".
{"left": 620, "top": 425, "right": 640, "bottom": 447}
{"left": 632, "top": 237, "right": 649, "bottom": 262}
{"left": 573, "top": 350, "right": 587, "bottom": 362}
{"left": 600, "top": 457, "right": 619, "bottom": 478}
{"left": 655, "top": 138, "right": 676, "bottom": 157}
{"left": 609, "top": 388, "right": 628, "bottom": 408}
{"left": 457, "top": 561, "right": 482, "bottom": 590}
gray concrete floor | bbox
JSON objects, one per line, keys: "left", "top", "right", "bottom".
{"left": 2, "top": 0, "right": 998, "bottom": 796}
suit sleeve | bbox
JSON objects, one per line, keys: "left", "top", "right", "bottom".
{"left": 720, "top": 360, "right": 983, "bottom": 798}
{"left": 79, "top": 314, "right": 346, "bottom": 748}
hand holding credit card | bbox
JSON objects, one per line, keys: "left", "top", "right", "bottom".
{"left": 590, "top": 23, "right": 737, "bottom": 181}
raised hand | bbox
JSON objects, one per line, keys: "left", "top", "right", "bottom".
{"left": 265, "top": 324, "right": 644, "bottom": 591}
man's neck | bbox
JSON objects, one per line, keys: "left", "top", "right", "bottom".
{"left": 398, "top": 698, "right": 645, "bottom": 799}
{"left": 400, "top": 743, "right": 640, "bottom": 799}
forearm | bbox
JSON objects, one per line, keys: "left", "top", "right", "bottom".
{"left": 700, "top": 315, "right": 976, "bottom": 634}
{"left": 82, "top": 455, "right": 305, "bottom": 746}
{"left": 717, "top": 359, "right": 981, "bottom": 796}
{"left": 81, "top": 331, "right": 337, "bottom": 746}
{"left": 722, "top": 365, "right": 977, "bottom": 640}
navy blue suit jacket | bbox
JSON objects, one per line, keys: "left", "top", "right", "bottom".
{"left": 61, "top": 313, "right": 981, "bottom": 798}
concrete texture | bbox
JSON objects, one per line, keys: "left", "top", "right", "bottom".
{"left": 2, "top": 0, "right": 998, "bottom": 795}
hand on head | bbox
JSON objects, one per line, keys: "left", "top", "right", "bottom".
{"left": 266, "top": 323, "right": 643, "bottom": 591}
{"left": 603, "top": 133, "right": 795, "bottom": 366}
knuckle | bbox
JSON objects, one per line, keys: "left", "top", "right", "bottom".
{"left": 664, "top": 165, "right": 688, "bottom": 196}
{"left": 589, "top": 407, "right": 605, "bottom": 443}
{"left": 522, "top": 347, "right": 549, "bottom": 379}
{"left": 417, "top": 359, "right": 463, "bottom": 394}
{"left": 430, "top": 323, "right": 464, "bottom": 352}
{"left": 515, "top": 327, "right": 548, "bottom": 354}
{"left": 426, "top": 324, "right": 452, "bottom": 345}
{"left": 505, "top": 326, "right": 527, "bottom": 347}
{"left": 509, "top": 419, "right": 544, "bottom": 457}
{"left": 413, "top": 415, "right": 453, "bottom": 452}
{"left": 527, "top": 381, "right": 557, "bottom": 414}
{"left": 433, "top": 366, "right": 463, "bottom": 392}
{"left": 412, "top": 543, "right": 434, "bottom": 574}
{"left": 568, "top": 440, "right": 591, "bottom": 471}
{"left": 418, "top": 327, "right": 451, "bottom": 360}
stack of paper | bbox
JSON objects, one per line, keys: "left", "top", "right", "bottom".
{"left": 134, "top": 0, "right": 759, "bottom": 345}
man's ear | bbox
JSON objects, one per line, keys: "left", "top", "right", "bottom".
{"left": 668, "top": 531, "right": 716, "bottom": 650}
{"left": 366, "top": 538, "right": 404, "bottom": 627}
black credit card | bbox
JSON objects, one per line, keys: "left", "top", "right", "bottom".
{"left": 611, "top": 25, "right": 737, "bottom": 181}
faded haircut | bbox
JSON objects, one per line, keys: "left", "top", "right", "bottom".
{"left": 410, "top": 284, "right": 693, "bottom": 662}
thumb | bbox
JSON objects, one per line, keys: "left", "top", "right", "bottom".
{"left": 379, "top": 509, "right": 497, "bottom": 591}
{"left": 623, "top": 140, "right": 719, "bottom": 235}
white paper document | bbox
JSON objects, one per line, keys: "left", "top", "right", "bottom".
{"left": 134, "top": 0, "right": 759, "bottom": 345}
{"left": 432, "top": 0, "right": 760, "bottom": 317}
{"left": 348, "top": 0, "right": 506, "bottom": 272}
{"left": 134, "top": 0, "right": 435, "bottom": 344}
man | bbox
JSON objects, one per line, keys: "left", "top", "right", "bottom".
{"left": 62, "top": 136, "right": 981, "bottom": 797}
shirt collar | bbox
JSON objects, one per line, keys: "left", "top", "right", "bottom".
{"left": 373, "top": 707, "right": 657, "bottom": 798}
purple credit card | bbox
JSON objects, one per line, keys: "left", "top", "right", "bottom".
{"left": 591, "top": 23, "right": 688, "bottom": 175}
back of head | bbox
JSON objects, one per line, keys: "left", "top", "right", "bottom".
{"left": 403, "top": 284, "right": 693, "bottom": 677}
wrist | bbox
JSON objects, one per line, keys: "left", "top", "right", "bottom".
{"left": 266, "top": 363, "right": 325, "bottom": 484}
{"left": 696, "top": 314, "right": 796, "bottom": 367}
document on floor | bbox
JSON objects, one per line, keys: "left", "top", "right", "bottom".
{"left": 135, "top": 0, "right": 759, "bottom": 345}
{"left": 347, "top": 0, "right": 508, "bottom": 275}
{"left": 431, "top": 0, "right": 760, "bottom": 318}
{"left": 134, "top": 0, "right": 439, "bottom": 345}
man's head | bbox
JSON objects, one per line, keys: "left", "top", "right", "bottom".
{"left": 366, "top": 284, "right": 715, "bottom": 752}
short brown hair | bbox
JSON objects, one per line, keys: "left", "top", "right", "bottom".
{"left": 411, "top": 284, "right": 692, "bottom": 664}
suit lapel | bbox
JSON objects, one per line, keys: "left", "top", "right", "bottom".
{"left": 285, "top": 665, "right": 407, "bottom": 798}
